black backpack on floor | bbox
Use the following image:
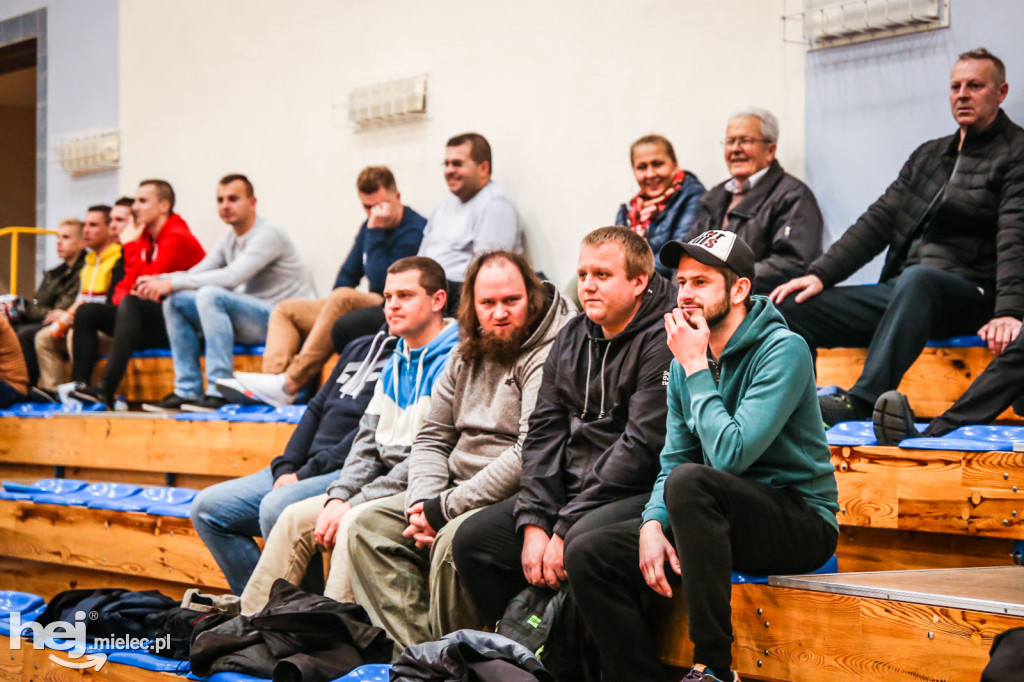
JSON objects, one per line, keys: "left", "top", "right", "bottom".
{"left": 497, "top": 585, "right": 599, "bottom": 682}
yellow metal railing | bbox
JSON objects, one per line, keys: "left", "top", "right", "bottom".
{"left": 0, "top": 227, "right": 58, "bottom": 296}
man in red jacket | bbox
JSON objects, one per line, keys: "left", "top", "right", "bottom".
{"left": 70, "top": 180, "right": 205, "bottom": 408}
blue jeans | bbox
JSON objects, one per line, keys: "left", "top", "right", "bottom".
{"left": 0, "top": 379, "right": 25, "bottom": 409}
{"left": 190, "top": 467, "right": 337, "bottom": 594}
{"left": 164, "top": 286, "right": 274, "bottom": 398}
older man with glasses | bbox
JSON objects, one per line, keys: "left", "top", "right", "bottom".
{"left": 685, "top": 108, "right": 824, "bottom": 294}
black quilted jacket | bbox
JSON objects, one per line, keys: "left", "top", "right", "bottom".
{"left": 809, "top": 109, "right": 1024, "bottom": 319}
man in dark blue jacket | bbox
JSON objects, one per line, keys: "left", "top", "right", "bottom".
{"left": 225, "top": 166, "right": 425, "bottom": 407}
{"left": 192, "top": 330, "right": 396, "bottom": 594}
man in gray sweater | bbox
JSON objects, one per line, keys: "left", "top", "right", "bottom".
{"left": 138, "top": 174, "right": 314, "bottom": 412}
{"left": 346, "top": 251, "right": 576, "bottom": 653}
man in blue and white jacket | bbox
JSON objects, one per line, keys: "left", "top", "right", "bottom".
{"left": 237, "top": 256, "right": 458, "bottom": 614}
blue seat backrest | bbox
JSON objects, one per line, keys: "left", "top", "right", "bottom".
{"left": 732, "top": 554, "right": 838, "bottom": 585}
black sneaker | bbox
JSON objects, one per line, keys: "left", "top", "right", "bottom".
{"left": 180, "top": 395, "right": 229, "bottom": 413}
{"left": 818, "top": 392, "right": 868, "bottom": 427}
{"left": 681, "top": 664, "right": 739, "bottom": 682}
{"left": 873, "top": 390, "right": 923, "bottom": 445}
{"left": 141, "top": 393, "right": 191, "bottom": 413}
{"left": 70, "top": 384, "right": 113, "bottom": 409}
{"left": 29, "top": 386, "right": 59, "bottom": 403}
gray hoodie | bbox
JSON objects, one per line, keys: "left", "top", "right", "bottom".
{"left": 407, "top": 283, "right": 577, "bottom": 530}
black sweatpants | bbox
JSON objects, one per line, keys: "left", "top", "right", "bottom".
{"left": 926, "top": 322, "right": 1024, "bottom": 436}
{"left": 14, "top": 322, "right": 45, "bottom": 386}
{"left": 452, "top": 493, "right": 643, "bottom": 630}
{"left": 778, "top": 265, "right": 993, "bottom": 404}
{"left": 567, "top": 466, "right": 837, "bottom": 681}
{"left": 72, "top": 296, "right": 169, "bottom": 393}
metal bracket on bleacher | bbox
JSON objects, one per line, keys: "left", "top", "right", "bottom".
{"left": 1014, "top": 540, "right": 1024, "bottom": 566}
{"left": 53, "top": 466, "right": 65, "bottom": 479}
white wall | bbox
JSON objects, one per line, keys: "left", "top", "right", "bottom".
{"left": 120, "top": 0, "right": 807, "bottom": 290}
{"left": 0, "top": 0, "right": 120, "bottom": 268}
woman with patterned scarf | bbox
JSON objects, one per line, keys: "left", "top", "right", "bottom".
{"left": 615, "top": 134, "right": 706, "bottom": 278}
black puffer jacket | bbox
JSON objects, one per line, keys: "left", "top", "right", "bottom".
{"left": 809, "top": 109, "right": 1024, "bottom": 318}
{"left": 515, "top": 274, "right": 676, "bottom": 538}
{"left": 688, "top": 160, "right": 824, "bottom": 294}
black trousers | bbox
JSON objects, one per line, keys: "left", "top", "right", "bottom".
{"left": 72, "top": 296, "right": 169, "bottom": 393}
{"left": 567, "top": 466, "right": 837, "bottom": 681}
{"left": 451, "top": 493, "right": 641, "bottom": 630}
{"left": 926, "top": 323, "right": 1024, "bottom": 436}
{"left": 778, "top": 265, "right": 994, "bottom": 404}
{"left": 14, "top": 322, "right": 45, "bottom": 386}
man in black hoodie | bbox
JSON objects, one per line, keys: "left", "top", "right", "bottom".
{"left": 453, "top": 226, "right": 676, "bottom": 626}
{"left": 771, "top": 48, "right": 1024, "bottom": 425}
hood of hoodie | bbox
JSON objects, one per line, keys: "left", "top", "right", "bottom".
{"left": 523, "top": 282, "right": 578, "bottom": 352}
{"left": 338, "top": 327, "right": 397, "bottom": 399}
{"left": 718, "top": 295, "right": 790, "bottom": 361}
{"left": 382, "top": 319, "right": 460, "bottom": 409}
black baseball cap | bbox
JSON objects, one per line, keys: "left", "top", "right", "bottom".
{"left": 659, "top": 230, "right": 756, "bottom": 281}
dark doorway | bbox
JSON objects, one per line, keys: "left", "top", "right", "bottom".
{"left": 0, "top": 38, "right": 37, "bottom": 296}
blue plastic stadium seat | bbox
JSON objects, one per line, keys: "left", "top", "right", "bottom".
{"left": 146, "top": 503, "right": 192, "bottom": 519}
{"left": 174, "top": 404, "right": 269, "bottom": 422}
{"left": 0, "top": 591, "right": 46, "bottom": 637}
{"left": 925, "top": 335, "right": 986, "bottom": 348}
{"left": 33, "top": 482, "right": 143, "bottom": 507}
{"left": 331, "top": 664, "right": 392, "bottom": 681}
{"left": 130, "top": 345, "right": 264, "bottom": 360}
{"left": 206, "top": 673, "right": 271, "bottom": 682}
{"left": 825, "top": 421, "right": 876, "bottom": 446}
{"left": 1, "top": 478, "right": 89, "bottom": 502}
{"left": 89, "top": 486, "right": 198, "bottom": 512}
{"left": 0, "top": 402, "right": 107, "bottom": 418}
{"left": 897, "top": 424, "right": 1024, "bottom": 451}
{"left": 108, "top": 650, "right": 190, "bottom": 673}
{"left": 731, "top": 554, "right": 838, "bottom": 585}
{"left": 227, "top": 405, "right": 307, "bottom": 423}
{"left": 174, "top": 404, "right": 306, "bottom": 423}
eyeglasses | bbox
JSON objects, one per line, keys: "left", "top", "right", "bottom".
{"left": 442, "top": 159, "right": 477, "bottom": 169}
{"left": 722, "top": 137, "right": 770, "bottom": 148}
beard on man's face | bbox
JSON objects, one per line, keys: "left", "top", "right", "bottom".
{"left": 460, "top": 323, "right": 531, "bottom": 365}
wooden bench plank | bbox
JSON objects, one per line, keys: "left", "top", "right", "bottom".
{"left": 0, "top": 500, "right": 226, "bottom": 590}
{"left": 94, "top": 354, "right": 264, "bottom": 404}
{"left": 0, "top": 556, "right": 227, "bottom": 601}
{"left": 817, "top": 346, "right": 1019, "bottom": 421}
{"left": 837, "top": 526, "right": 1015, "bottom": 572}
{"left": 0, "top": 416, "right": 292, "bottom": 478}
{"left": 0, "top": 642, "right": 181, "bottom": 682}
{"left": 833, "top": 445, "right": 1024, "bottom": 540}
{"left": 657, "top": 583, "right": 1018, "bottom": 681}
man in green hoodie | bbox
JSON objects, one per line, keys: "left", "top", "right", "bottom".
{"left": 567, "top": 230, "right": 839, "bottom": 682}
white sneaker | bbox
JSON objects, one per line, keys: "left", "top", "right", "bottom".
{"left": 231, "top": 372, "right": 295, "bottom": 408}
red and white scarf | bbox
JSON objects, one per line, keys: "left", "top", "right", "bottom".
{"left": 625, "top": 170, "right": 687, "bottom": 238}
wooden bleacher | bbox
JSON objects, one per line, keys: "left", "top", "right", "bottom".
{"left": 94, "top": 352, "right": 263, "bottom": 404}
{"left": 2, "top": 340, "right": 1022, "bottom": 681}
{"left": 817, "top": 345, "right": 1020, "bottom": 421}
{"left": 0, "top": 413, "right": 295, "bottom": 600}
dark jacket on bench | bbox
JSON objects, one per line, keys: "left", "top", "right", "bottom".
{"left": 270, "top": 329, "right": 396, "bottom": 480}
{"left": 190, "top": 579, "right": 392, "bottom": 682}
{"left": 687, "top": 159, "right": 823, "bottom": 294}
{"left": 808, "top": 109, "right": 1024, "bottom": 319}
